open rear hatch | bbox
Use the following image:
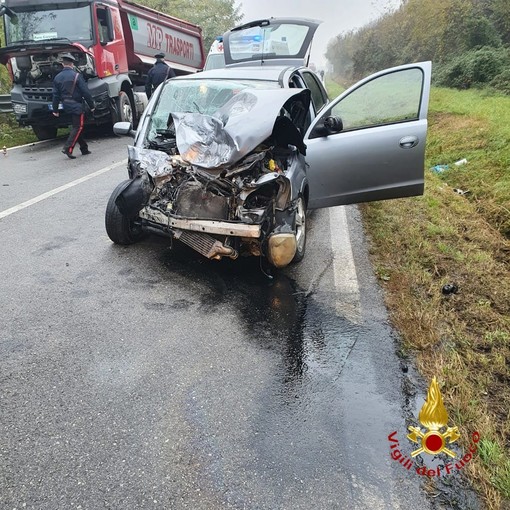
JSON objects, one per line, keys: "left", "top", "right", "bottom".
{"left": 222, "top": 17, "right": 321, "bottom": 68}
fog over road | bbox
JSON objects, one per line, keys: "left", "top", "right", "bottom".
{"left": 0, "top": 134, "right": 436, "bottom": 509}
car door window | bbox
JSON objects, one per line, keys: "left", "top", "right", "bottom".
{"left": 301, "top": 71, "right": 328, "bottom": 112}
{"left": 330, "top": 68, "right": 424, "bottom": 131}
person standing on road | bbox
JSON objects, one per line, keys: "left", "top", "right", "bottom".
{"left": 52, "top": 53, "right": 95, "bottom": 159}
{"left": 145, "top": 52, "right": 176, "bottom": 100}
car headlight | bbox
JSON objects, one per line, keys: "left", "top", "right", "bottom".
{"left": 12, "top": 103, "right": 27, "bottom": 114}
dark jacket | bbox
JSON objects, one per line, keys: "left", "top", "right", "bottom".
{"left": 145, "top": 60, "right": 176, "bottom": 99}
{"left": 52, "top": 67, "right": 94, "bottom": 115}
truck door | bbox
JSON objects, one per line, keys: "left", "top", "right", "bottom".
{"left": 93, "top": 4, "right": 128, "bottom": 77}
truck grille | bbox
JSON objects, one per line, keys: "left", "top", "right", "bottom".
{"left": 23, "top": 87, "right": 53, "bottom": 101}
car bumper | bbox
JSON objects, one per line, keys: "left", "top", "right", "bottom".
{"left": 138, "top": 207, "right": 262, "bottom": 238}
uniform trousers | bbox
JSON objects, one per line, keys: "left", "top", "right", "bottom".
{"left": 63, "top": 112, "right": 88, "bottom": 154}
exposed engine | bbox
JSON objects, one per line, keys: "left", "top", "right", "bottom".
{"left": 128, "top": 144, "right": 295, "bottom": 260}
{"left": 150, "top": 151, "right": 290, "bottom": 218}
{"left": 11, "top": 51, "right": 96, "bottom": 86}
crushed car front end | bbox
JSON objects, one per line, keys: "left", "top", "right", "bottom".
{"left": 107, "top": 83, "right": 311, "bottom": 268}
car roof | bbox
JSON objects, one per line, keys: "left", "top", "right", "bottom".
{"left": 175, "top": 65, "right": 303, "bottom": 84}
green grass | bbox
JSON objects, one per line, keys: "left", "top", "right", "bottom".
{"left": 325, "top": 78, "right": 344, "bottom": 99}
{"left": 429, "top": 87, "right": 510, "bottom": 236}
{"left": 479, "top": 438, "right": 503, "bottom": 465}
{"left": 0, "top": 114, "right": 39, "bottom": 147}
{"left": 0, "top": 113, "right": 72, "bottom": 148}
{"left": 493, "top": 462, "right": 510, "bottom": 500}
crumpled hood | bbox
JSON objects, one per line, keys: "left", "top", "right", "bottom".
{"left": 171, "top": 88, "right": 310, "bottom": 169}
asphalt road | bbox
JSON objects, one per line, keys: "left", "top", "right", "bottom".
{"left": 0, "top": 133, "right": 435, "bottom": 509}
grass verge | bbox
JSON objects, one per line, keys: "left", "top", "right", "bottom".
{"left": 0, "top": 113, "right": 72, "bottom": 149}
{"left": 362, "top": 86, "right": 510, "bottom": 508}
{"left": 0, "top": 113, "right": 39, "bottom": 147}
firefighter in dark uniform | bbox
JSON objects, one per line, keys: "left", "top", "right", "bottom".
{"left": 145, "top": 52, "right": 176, "bottom": 100}
{"left": 52, "top": 53, "right": 95, "bottom": 159}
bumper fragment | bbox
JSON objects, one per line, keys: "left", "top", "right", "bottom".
{"left": 139, "top": 207, "right": 262, "bottom": 238}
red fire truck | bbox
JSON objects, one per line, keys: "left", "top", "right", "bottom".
{"left": 0, "top": 0, "right": 205, "bottom": 140}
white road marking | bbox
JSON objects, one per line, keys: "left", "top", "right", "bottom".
{"left": 328, "top": 206, "right": 361, "bottom": 322}
{"left": 3, "top": 137, "right": 64, "bottom": 151}
{"left": 0, "top": 160, "right": 127, "bottom": 220}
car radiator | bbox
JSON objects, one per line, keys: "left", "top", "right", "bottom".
{"left": 173, "top": 229, "right": 237, "bottom": 260}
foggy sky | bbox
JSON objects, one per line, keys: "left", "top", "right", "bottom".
{"left": 235, "top": 0, "right": 401, "bottom": 67}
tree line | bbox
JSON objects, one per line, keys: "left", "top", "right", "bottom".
{"left": 325, "top": 0, "right": 510, "bottom": 93}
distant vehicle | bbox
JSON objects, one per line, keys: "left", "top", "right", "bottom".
{"left": 0, "top": 0, "right": 205, "bottom": 140}
{"left": 106, "top": 18, "right": 431, "bottom": 269}
{"left": 204, "top": 36, "right": 225, "bottom": 71}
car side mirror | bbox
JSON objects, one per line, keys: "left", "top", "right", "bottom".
{"left": 313, "top": 115, "right": 343, "bottom": 137}
{"left": 113, "top": 122, "right": 136, "bottom": 137}
{"left": 324, "top": 116, "right": 343, "bottom": 133}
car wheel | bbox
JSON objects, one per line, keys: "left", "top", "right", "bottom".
{"left": 105, "top": 180, "right": 146, "bottom": 245}
{"left": 117, "top": 91, "right": 134, "bottom": 125}
{"left": 292, "top": 195, "right": 307, "bottom": 263}
{"left": 32, "top": 125, "right": 57, "bottom": 140}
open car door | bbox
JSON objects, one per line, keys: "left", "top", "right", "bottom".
{"left": 305, "top": 62, "right": 431, "bottom": 209}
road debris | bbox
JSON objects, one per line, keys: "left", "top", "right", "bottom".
{"left": 441, "top": 283, "right": 459, "bottom": 295}
{"left": 430, "top": 165, "right": 449, "bottom": 173}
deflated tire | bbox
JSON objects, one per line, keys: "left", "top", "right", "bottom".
{"left": 105, "top": 180, "right": 146, "bottom": 245}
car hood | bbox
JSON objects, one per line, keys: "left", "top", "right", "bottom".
{"left": 170, "top": 88, "right": 311, "bottom": 170}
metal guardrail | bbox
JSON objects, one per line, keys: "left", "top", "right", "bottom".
{"left": 0, "top": 94, "right": 12, "bottom": 113}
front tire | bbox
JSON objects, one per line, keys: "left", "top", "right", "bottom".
{"left": 32, "top": 125, "right": 57, "bottom": 140}
{"left": 116, "top": 90, "right": 135, "bottom": 125}
{"left": 105, "top": 180, "right": 146, "bottom": 245}
{"left": 292, "top": 195, "right": 307, "bottom": 263}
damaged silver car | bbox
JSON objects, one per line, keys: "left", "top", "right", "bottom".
{"left": 106, "top": 18, "right": 432, "bottom": 268}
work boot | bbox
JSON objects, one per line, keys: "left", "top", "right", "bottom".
{"left": 81, "top": 148, "right": 92, "bottom": 155}
{"left": 62, "top": 149, "right": 76, "bottom": 159}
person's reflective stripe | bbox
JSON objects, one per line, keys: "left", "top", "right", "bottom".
{"left": 69, "top": 113, "right": 84, "bottom": 151}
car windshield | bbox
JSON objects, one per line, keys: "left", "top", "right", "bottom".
{"left": 5, "top": 5, "right": 93, "bottom": 43}
{"left": 147, "top": 78, "right": 281, "bottom": 142}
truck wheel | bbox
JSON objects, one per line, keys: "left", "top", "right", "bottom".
{"left": 117, "top": 91, "right": 135, "bottom": 125}
{"left": 292, "top": 195, "right": 307, "bottom": 263}
{"left": 105, "top": 180, "right": 146, "bottom": 245}
{"left": 32, "top": 125, "right": 57, "bottom": 141}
